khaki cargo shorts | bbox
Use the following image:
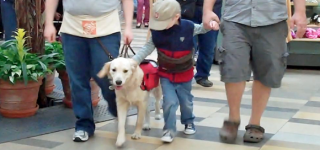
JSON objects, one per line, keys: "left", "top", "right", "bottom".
{"left": 219, "top": 20, "right": 289, "bottom": 88}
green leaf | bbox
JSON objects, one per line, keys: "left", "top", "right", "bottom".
{"left": 21, "top": 62, "right": 28, "bottom": 85}
{"left": 37, "top": 60, "right": 47, "bottom": 72}
{"left": 31, "top": 73, "right": 38, "bottom": 81}
{"left": 9, "top": 76, "right": 14, "bottom": 84}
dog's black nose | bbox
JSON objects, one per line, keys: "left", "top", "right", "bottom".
{"left": 115, "top": 80, "right": 122, "bottom": 85}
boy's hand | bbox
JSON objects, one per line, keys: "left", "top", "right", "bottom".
{"left": 210, "top": 20, "right": 219, "bottom": 31}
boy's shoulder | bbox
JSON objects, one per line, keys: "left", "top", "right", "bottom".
{"left": 180, "top": 19, "right": 195, "bottom": 27}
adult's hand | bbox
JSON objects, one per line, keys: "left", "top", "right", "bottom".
{"left": 290, "top": 12, "right": 307, "bottom": 38}
{"left": 123, "top": 28, "right": 133, "bottom": 45}
{"left": 202, "top": 0, "right": 219, "bottom": 30}
{"left": 44, "top": 24, "right": 57, "bottom": 43}
{"left": 203, "top": 10, "right": 220, "bottom": 30}
{"left": 44, "top": 0, "right": 59, "bottom": 42}
{"left": 122, "top": 0, "right": 134, "bottom": 44}
{"left": 291, "top": 0, "right": 307, "bottom": 38}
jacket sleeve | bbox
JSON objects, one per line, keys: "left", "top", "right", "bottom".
{"left": 132, "top": 37, "right": 156, "bottom": 64}
{"left": 193, "top": 23, "right": 211, "bottom": 36}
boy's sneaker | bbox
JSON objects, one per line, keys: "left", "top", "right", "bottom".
{"left": 73, "top": 130, "right": 89, "bottom": 142}
{"left": 184, "top": 124, "right": 196, "bottom": 135}
{"left": 161, "top": 130, "right": 174, "bottom": 143}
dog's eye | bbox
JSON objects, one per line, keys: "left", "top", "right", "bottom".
{"left": 123, "top": 70, "right": 128, "bottom": 73}
{"left": 112, "top": 69, "right": 116, "bottom": 72}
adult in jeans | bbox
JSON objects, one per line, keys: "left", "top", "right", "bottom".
{"left": 1, "top": 0, "right": 17, "bottom": 40}
{"left": 44, "top": 0, "right": 133, "bottom": 142}
{"left": 203, "top": 0, "right": 306, "bottom": 143}
{"left": 190, "top": 0, "right": 222, "bottom": 87}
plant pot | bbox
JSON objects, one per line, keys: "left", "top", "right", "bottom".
{"left": 45, "top": 71, "right": 56, "bottom": 95}
{"left": 0, "top": 78, "right": 43, "bottom": 118}
{"left": 57, "top": 70, "right": 100, "bottom": 108}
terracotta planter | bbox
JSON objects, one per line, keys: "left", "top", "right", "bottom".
{"left": 45, "top": 71, "right": 56, "bottom": 95}
{"left": 57, "top": 70, "right": 100, "bottom": 108}
{"left": 0, "top": 78, "right": 43, "bottom": 118}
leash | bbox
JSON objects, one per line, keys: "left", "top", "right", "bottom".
{"left": 97, "top": 38, "right": 135, "bottom": 60}
{"left": 97, "top": 38, "right": 136, "bottom": 90}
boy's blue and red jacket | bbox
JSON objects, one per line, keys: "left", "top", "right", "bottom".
{"left": 151, "top": 19, "right": 195, "bottom": 83}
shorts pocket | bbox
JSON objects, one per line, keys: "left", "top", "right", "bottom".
{"left": 282, "top": 52, "right": 289, "bottom": 67}
{"left": 217, "top": 47, "right": 227, "bottom": 75}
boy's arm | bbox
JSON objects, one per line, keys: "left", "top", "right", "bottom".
{"left": 193, "top": 23, "right": 211, "bottom": 36}
{"left": 132, "top": 38, "right": 156, "bottom": 64}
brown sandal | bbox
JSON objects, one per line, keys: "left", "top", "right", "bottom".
{"left": 219, "top": 120, "right": 240, "bottom": 143}
{"left": 243, "top": 125, "right": 265, "bottom": 143}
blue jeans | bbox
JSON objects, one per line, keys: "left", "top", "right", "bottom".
{"left": 1, "top": 0, "right": 17, "bottom": 40}
{"left": 160, "top": 77, "right": 195, "bottom": 133}
{"left": 61, "top": 33, "right": 120, "bottom": 136}
{"left": 192, "top": 5, "right": 222, "bottom": 79}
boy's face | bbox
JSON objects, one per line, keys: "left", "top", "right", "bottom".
{"left": 166, "top": 14, "right": 181, "bottom": 29}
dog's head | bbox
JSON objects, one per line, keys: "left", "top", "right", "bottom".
{"left": 97, "top": 57, "right": 138, "bottom": 90}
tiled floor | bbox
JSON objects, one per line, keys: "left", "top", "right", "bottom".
{"left": 1, "top": 21, "right": 320, "bottom": 150}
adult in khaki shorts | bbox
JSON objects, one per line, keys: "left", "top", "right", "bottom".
{"left": 202, "top": 0, "right": 307, "bottom": 143}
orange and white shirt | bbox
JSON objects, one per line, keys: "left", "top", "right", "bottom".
{"left": 59, "top": 9, "right": 121, "bottom": 38}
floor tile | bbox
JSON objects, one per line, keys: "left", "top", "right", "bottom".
{"left": 176, "top": 105, "right": 222, "bottom": 118}
{"left": 305, "top": 101, "right": 320, "bottom": 107}
{"left": 270, "top": 132, "right": 320, "bottom": 146}
{"left": 32, "top": 129, "right": 75, "bottom": 143}
{"left": 289, "top": 118, "right": 320, "bottom": 125}
{"left": 279, "top": 122, "right": 320, "bottom": 136}
{"left": 199, "top": 113, "right": 288, "bottom": 134}
{"left": 298, "top": 106, "right": 320, "bottom": 113}
{"left": 217, "top": 106, "right": 296, "bottom": 120}
{"left": 310, "top": 97, "right": 320, "bottom": 102}
{"left": 293, "top": 112, "right": 320, "bottom": 121}
{"left": 155, "top": 138, "right": 259, "bottom": 150}
{"left": 260, "top": 145, "right": 303, "bottom": 150}
{"left": 0, "top": 142, "right": 50, "bottom": 150}
{"left": 264, "top": 140, "right": 320, "bottom": 150}
{"left": 52, "top": 136, "right": 160, "bottom": 150}
{"left": 12, "top": 138, "right": 63, "bottom": 149}
{"left": 98, "top": 122, "right": 272, "bottom": 147}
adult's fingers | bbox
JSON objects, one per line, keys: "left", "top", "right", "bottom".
{"left": 295, "top": 25, "right": 306, "bottom": 38}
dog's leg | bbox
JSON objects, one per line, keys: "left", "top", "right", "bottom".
{"left": 131, "top": 102, "right": 147, "bottom": 140}
{"left": 116, "top": 100, "right": 129, "bottom": 147}
{"left": 153, "top": 86, "right": 162, "bottom": 120}
{"left": 143, "top": 95, "right": 151, "bottom": 131}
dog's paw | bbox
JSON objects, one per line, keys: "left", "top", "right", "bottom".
{"left": 131, "top": 132, "right": 142, "bottom": 140}
{"left": 115, "top": 137, "right": 125, "bottom": 147}
{"left": 155, "top": 114, "right": 162, "bottom": 120}
{"left": 143, "top": 124, "right": 151, "bottom": 131}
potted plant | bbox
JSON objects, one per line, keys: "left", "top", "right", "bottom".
{"left": 0, "top": 29, "right": 48, "bottom": 118}
{"left": 50, "top": 42, "right": 101, "bottom": 108}
{"left": 43, "top": 41, "right": 65, "bottom": 95}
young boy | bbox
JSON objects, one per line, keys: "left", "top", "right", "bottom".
{"left": 132, "top": 0, "right": 218, "bottom": 143}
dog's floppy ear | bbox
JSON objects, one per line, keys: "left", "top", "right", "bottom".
{"left": 130, "top": 59, "right": 138, "bottom": 70}
{"left": 97, "top": 62, "right": 111, "bottom": 78}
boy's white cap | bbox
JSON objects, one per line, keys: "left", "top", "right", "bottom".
{"left": 149, "top": 0, "right": 181, "bottom": 30}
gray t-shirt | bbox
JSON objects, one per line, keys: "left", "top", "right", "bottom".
{"left": 63, "top": 0, "right": 120, "bottom": 17}
{"left": 223, "top": 0, "right": 288, "bottom": 27}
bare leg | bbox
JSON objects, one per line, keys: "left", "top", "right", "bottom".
{"left": 249, "top": 80, "right": 271, "bottom": 125}
{"left": 225, "top": 82, "right": 246, "bottom": 122}
{"left": 220, "top": 82, "right": 246, "bottom": 143}
{"left": 115, "top": 100, "right": 129, "bottom": 147}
